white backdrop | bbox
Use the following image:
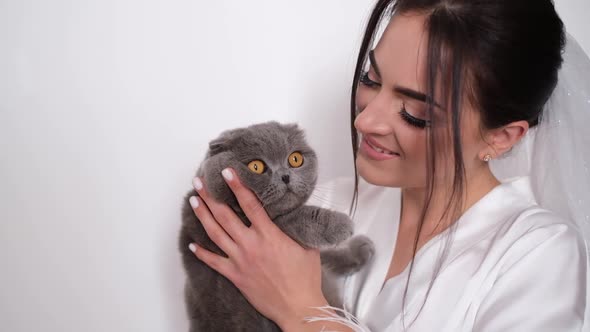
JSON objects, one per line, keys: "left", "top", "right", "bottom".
{"left": 1, "top": 1, "right": 588, "bottom": 331}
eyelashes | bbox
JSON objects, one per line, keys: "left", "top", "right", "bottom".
{"left": 359, "top": 71, "right": 431, "bottom": 129}
{"left": 399, "top": 104, "right": 430, "bottom": 129}
{"left": 359, "top": 71, "right": 380, "bottom": 88}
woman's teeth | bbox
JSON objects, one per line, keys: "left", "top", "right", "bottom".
{"left": 367, "top": 140, "right": 396, "bottom": 155}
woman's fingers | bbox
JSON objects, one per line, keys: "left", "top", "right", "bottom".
{"left": 220, "top": 168, "right": 276, "bottom": 232}
{"left": 192, "top": 177, "right": 250, "bottom": 242}
{"left": 188, "top": 243, "right": 236, "bottom": 282}
{"left": 189, "top": 195, "right": 239, "bottom": 257}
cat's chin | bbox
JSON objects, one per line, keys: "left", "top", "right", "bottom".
{"left": 265, "top": 190, "right": 303, "bottom": 215}
{"left": 282, "top": 188, "right": 307, "bottom": 202}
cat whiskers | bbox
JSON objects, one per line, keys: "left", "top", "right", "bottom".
{"left": 311, "top": 183, "right": 343, "bottom": 192}
{"left": 248, "top": 199, "right": 270, "bottom": 218}
{"left": 307, "top": 192, "right": 350, "bottom": 212}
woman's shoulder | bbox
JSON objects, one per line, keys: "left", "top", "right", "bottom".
{"left": 503, "top": 206, "right": 587, "bottom": 257}
{"left": 488, "top": 180, "right": 588, "bottom": 275}
{"left": 483, "top": 177, "right": 577, "bottom": 234}
{"left": 467, "top": 199, "right": 589, "bottom": 332}
{"left": 497, "top": 176, "right": 585, "bottom": 248}
{"left": 452, "top": 176, "right": 588, "bottom": 279}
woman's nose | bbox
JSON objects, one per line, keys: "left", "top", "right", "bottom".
{"left": 354, "top": 93, "right": 394, "bottom": 135}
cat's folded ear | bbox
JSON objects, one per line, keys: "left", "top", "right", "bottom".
{"left": 284, "top": 123, "right": 301, "bottom": 131}
{"left": 208, "top": 128, "right": 248, "bottom": 156}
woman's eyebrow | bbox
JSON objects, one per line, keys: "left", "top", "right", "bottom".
{"left": 394, "top": 86, "right": 443, "bottom": 109}
{"left": 369, "top": 50, "right": 382, "bottom": 78}
{"left": 369, "top": 49, "right": 443, "bottom": 109}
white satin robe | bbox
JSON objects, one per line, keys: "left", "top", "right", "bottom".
{"left": 311, "top": 176, "right": 589, "bottom": 331}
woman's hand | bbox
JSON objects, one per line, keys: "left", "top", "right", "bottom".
{"left": 187, "top": 167, "right": 329, "bottom": 329}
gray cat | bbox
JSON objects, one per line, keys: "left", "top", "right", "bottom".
{"left": 179, "top": 121, "right": 374, "bottom": 332}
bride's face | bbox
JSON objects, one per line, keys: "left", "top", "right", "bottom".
{"left": 354, "top": 12, "right": 485, "bottom": 189}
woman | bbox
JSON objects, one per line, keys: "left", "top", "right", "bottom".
{"left": 186, "top": 0, "right": 590, "bottom": 331}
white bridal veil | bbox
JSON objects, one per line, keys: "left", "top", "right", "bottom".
{"left": 488, "top": 31, "right": 590, "bottom": 332}
{"left": 490, "top": 33, "right": 590, "bottom": 251}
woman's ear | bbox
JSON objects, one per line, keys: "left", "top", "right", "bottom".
{"left": 481, "top": 120, "right": 529, "bottom": 160}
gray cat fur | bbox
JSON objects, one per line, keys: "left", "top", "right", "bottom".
{"left": 179, "top": 121, "right": 374, "bottom": 332}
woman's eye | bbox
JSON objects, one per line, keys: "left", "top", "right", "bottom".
{"left": 247, "top": 160, "right": 266, "bottom": 174}
{"left": 399, "top": 103, "right": 431, "bottom": 129}
{"left": 288, "top": 152, "right": 304, "bottom": 168}
{"left": 359, "top": 71, "right": 381, "bottom": 88}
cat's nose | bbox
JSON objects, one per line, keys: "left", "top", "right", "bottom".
{"left": 282, "top": 174, "right": 290, "bottom": 184}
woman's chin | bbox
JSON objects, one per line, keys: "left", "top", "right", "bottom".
{"left": 356, "top": 154, "right": 416, "bottom": 188}
{"left": 356, "top": 156, "right": 395, "bottom": 186}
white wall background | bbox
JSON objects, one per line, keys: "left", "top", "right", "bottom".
{"left": 1, "top": 1, "right": 588, "bottom": 331}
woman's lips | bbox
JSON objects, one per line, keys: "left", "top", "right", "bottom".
{"left": 360, "top": 136, "right": 400, "bottom": 161}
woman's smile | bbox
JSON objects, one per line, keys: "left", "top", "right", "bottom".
{"left": 359, "top": 135, "right": 400, "bottom": 161}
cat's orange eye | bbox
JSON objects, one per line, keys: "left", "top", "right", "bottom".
{"left": 288, "top": 152, "right": 304, "bottom": 168}
{"left": 247, "top": 160, "right": 266, "bottom": 174}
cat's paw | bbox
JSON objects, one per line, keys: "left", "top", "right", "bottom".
{"left": 348, "top": 235, "right": 375, "bottom": 265}
{"left": 322, "top": 212, "right": 354, "bottom": 245}
{"left": 320, "top": 235, "right": 375, "bottom": 275}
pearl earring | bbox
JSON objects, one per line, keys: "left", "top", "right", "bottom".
{"left": 483, "top": 154, "right": 492, "bottom": 162}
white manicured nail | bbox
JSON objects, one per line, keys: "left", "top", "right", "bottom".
{"left": 188, "top": 243, "right": 197, "bottom": 253}
{"left": 189, "top": 196, "right": 199, "bottom": 209}
{"left": 222, "top": 168, "right": 233, "bottom": 181}
{"left": 193, "top": 177, "right": 203, "bottom": 191}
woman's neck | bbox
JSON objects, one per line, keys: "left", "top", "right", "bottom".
{"left": 400, "top": 165, "right": 500, "bottom": 235}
